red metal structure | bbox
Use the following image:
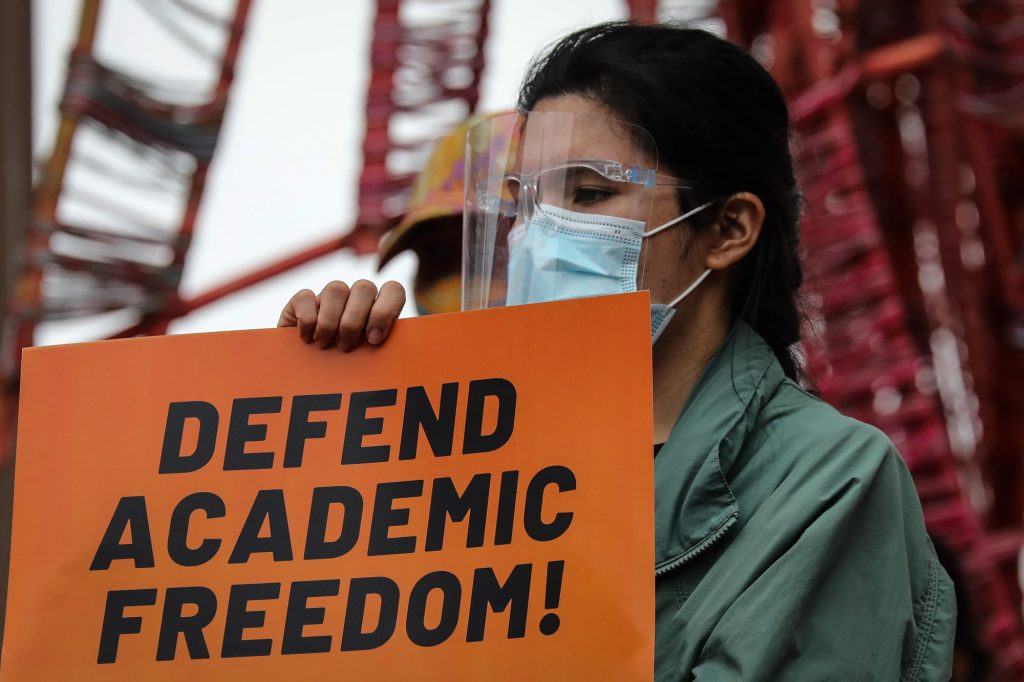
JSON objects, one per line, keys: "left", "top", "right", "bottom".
{"left": 1, "top": 0, "right": 254, "bottom": 461}
{"left": 0, "top": 0, "right": 492, "bottom": 461}
{"left": 4, "top": 0, "right": 1024, "bottom": 676}
{"left": 693, "top": 0, "right": 1024, "bottom": 675}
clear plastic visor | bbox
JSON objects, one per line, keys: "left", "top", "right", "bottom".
{"left": 462, "top": 110, "right": 665, "bottom": 311}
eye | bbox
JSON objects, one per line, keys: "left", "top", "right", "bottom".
{"left": 572, "top": 185, "right": 616, "bottom": 206}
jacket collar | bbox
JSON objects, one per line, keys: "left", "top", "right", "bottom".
{"left": 654, "top": 321, "right": 784, "bottom": 571}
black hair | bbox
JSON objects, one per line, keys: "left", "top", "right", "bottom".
{"left": 518, "top": 22, "right": 805, "bottom": 380}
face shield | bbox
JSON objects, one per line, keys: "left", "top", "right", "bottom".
{"left": 463, "top": 110, "right": 680, "bottom": 312}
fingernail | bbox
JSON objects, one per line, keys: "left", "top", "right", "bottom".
{"left": 367, "top": 327, "right": 383, "bottom": 344}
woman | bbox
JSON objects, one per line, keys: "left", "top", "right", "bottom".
{"left": 280, "top": 22, "right": 955, "bottom": 680}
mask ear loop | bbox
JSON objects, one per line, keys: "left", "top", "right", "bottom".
{"left": 642, "top": 200, "right": 715, "bottom": 237}
{"left": 641, "top": 199, "right": 715, "bottom": 307}
{"left": 664, "top": 268, "right": 712, "bottom": 308}
{"left": 638, "top": 196, "right": 714, "bottom": 296}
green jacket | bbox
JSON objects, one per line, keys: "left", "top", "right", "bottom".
{"left": 655, "top": 322, "right": 955, "bottom": 681}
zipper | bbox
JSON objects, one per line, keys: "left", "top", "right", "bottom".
{"left": 654, "top": 512, "right": 738, "bottom": 578}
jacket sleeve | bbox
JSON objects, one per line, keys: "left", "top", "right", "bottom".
{"left": 691, "top": 425, "right": 956, "bottom": 682}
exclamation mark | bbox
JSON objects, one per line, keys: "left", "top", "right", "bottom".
{"left": 539, "top": 560, "right": 564, "bottom": 635}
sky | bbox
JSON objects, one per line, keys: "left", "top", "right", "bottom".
{"left": 32, "top": 0, "right": 631, "bottom": 345}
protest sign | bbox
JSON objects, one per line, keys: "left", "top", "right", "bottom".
{"left": 2, "top": 293, "right": 654, "bottom": 680}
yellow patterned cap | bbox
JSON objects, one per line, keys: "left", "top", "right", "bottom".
{"left": 379, "top": 112, "right": 511, "bottom": 267}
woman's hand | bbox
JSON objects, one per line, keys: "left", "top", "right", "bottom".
{"left": 277, "top": 280, "right": 407, "bottom": 351}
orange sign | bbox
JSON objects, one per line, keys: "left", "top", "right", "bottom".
{"left": 2, "top": 293, "right": 654, "bottom": 681}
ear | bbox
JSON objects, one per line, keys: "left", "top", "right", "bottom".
{"left": 705, "top": 192, "right": 765, "bottom": 271}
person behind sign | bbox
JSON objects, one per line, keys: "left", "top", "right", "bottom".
{"left": 376, "top": 113, "right": 511, "bottom": 317}
{"left": 279, "top": 22, "right": 955, "bottom": 680}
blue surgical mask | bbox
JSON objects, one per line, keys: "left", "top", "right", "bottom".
{"left": 506, "top": 202, "right": 713, "bottom": 342}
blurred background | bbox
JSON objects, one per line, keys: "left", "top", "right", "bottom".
{"left": 1, "top": 0, "right": 1023, "bottom": 678}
